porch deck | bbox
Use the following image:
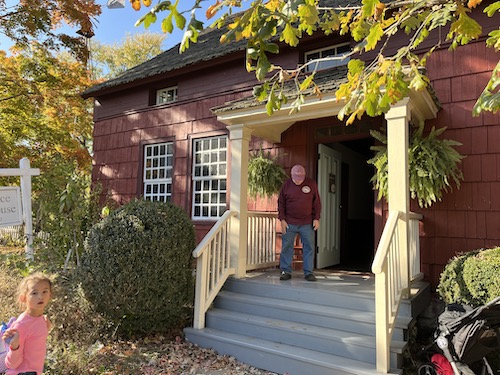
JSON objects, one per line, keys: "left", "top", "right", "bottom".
{"left": 243, "top": 267, "right": 376, "bottom": 296}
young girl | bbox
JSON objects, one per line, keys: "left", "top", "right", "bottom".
{"left": 2, "top": 272, "right": 53, "bottom": 375}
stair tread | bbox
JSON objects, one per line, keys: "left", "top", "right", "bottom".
{"left": 219, "top": 290, "right": 374, "bottom": 318}
{"left": 217, "top": 290, "right": 413, "bottom": 328}
{"left": 185, "top": 327, "right": 401, "bottom": 375}
{"left": 208, "top": 307, "right": 407, "bottom": 352}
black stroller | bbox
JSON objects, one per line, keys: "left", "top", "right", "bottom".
{"left": 419, "top": 296, "right": 500, "bottom": 375}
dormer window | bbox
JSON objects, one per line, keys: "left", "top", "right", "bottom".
{"left": 304, "top": 43, "right": 351, "bottom": 72}
{"left": 156, "top": 86, "right": 178, "bottom": 104}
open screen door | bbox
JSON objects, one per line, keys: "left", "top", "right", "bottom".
{"left": 316, "top": 144, "right": 342, "bottom": 268}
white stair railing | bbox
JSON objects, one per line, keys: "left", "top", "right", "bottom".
{"left": 192, "top": 210, "right": 236, "bottom": 329}
{"left": 247, "top": 212, "right": 279, "bottom": 270}
{"left": 192, "top": 210, "right": 279, "bottom": 329}
{"left": 372, "top": 210, "right": 422, "bottom": 373}
{"left": 409, "top": 212, "right": 423, "bottom": 282}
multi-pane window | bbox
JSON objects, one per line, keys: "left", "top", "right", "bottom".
{"left": 156, "top": 86, "right": 178, "bottom": 104}
{"left": 143, "top": 142, "right": 173, "bottom": 202}
{"left": 304, "top": 43, "right": 351, "bottom": 72}
{"left": 192, "top": 136, "right": 227, "bottom": 220}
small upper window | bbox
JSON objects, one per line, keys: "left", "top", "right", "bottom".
{"left": 304, "top": 43, "right": 351, "bottom": 72}
{"left": 156, "top": 86, "right": 178, "bottom": 105}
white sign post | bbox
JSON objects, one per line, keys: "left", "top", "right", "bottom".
{"left": 0, "top": 158, "right": 40, "bottom": 261}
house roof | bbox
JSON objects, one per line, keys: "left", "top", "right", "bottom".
{"left": 212, "top": 66, "right": 349, "bottom": 114}
{"left": 81, "top": 0, "right": 360, "bottom": 98}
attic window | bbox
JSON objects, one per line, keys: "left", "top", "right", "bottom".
{"left": 156, "top": 86, "right": 178, "bottom": 104}
{"left": 304, "top": 43, "right": 351, "bottom": 72}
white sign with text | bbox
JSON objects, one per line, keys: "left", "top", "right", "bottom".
{"left": 0, "top": 187, "right": 23, "bottom": 227}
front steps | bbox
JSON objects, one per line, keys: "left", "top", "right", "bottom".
{"left": 184, "top": 270, "right": 430, "bottom": 375}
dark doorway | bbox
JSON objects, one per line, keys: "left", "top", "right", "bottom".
{"left": 325, "top": 137, "right": 374, "bottom": 272}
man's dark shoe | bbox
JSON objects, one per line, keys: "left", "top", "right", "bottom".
{"left": 280, "top": 271, "right": 292, "bottom": 280}
{"left": 305, "top": 273, "right": 317, "bottom": 282}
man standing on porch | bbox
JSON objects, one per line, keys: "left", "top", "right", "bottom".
{"left": 278, "top": 164, "right": 321, "bottom": 282}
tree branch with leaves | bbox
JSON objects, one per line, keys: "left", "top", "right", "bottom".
{"left": 132, "top": 0, "right": 499, "bottom": 121}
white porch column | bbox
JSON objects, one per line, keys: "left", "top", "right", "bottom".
{"left": 385, "top": 98, "right": 411, "bottom": 295}
{"left": 228, "top": 124, "right": 252, "bottom": 278}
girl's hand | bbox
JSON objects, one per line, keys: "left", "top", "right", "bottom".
{"left": 3, "top": 328, "right": 20, "bottom": 350}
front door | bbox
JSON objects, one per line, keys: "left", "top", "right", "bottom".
{"left": 316, "top": 144, "right": 342, "bottom": 268}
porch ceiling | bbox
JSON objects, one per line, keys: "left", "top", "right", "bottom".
{"left": 214, "top": 70, "right": 440, "bottom": 143}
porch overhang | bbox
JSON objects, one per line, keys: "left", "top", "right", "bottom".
{"left": 216, "top": 92, "right": 344, "bottom": 143}
{"left": 215, "top": 85, "right": 439, "bottom": 143}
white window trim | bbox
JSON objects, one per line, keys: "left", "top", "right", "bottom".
{"left": 156, "top": 86, "right": 178, "bottom": 105}
{"left": 304, "top": 42, "right": 351, "bottom": 72}
{"left": 143, "top": 142, "right": 173, "bottom": 202}
{"left": 191, "top": 135, "right": 228, "bottom": 220}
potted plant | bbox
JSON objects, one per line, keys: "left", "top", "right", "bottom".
{"left": 248, "top": 147, "right": 287, "bottom": 198}
{"left": 368, "top": 122, "right": 464, "bottom": 208}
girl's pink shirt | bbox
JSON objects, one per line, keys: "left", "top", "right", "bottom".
{"left": 5, "top": 312, "right": 48, "bottom": 375}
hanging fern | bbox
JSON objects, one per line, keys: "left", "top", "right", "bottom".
{"left": 248, "top": 147, "right": 287, "bottom": 198}
{"left": 368, "top": 122, "right": 464, "bottom": 208}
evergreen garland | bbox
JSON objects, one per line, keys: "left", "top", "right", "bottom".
{"left": 368, "top": 122, "right": 464, "bottom": 208}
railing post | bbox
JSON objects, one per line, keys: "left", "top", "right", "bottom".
{"left": 227, "top": 124, "right": 252, "bottom": 278}
{"left": 193, "top": 254, "right": 208, "bottom": 329}
{"left": 385, "top": 100, "right": 411, "bottom": 296}
{"left": 375, "top": 269, "right": 390, "bottom": 372}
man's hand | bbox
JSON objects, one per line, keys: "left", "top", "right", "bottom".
{"left": 313, "top": 219, "right": 320, "bottom": 231}
{"left": 281, "top": 219, "right": 288, "bottom": 234}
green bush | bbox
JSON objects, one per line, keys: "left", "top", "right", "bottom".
{"left": 80, "top": 199, "right": 196, "bottom": 337}
{"left": 437, "top": 247, "right": 500, "bottom": 306}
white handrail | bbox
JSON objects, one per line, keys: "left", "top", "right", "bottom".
{"left": 372, "top": 210, "right": 402, "bottom": 373}
{"left": 372, "top": 210, "right": 422, "bottom": 373}
{"left": 193, "top": 210, "right": 236, "bottom": 329}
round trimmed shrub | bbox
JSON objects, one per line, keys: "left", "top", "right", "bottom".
{"left": 437, "top": 247, "right": 500, "bottom": 307}
{"left": 80, "top": 199, "right": 195, "bottom": 337}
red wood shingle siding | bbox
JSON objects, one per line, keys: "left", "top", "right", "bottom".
{"left": 421, "top": 42, "right": 500, "bottom": 286}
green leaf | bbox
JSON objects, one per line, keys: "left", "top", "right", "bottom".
{"left": 364, "top": 91, "right": 379, "bottom": 116}
{"left": 401, "top": 16, "right": 422, "bottom": 34}
{"left": 161, "top": 14, "right": 174, "bottom": 33}
{"left": 362, "top": 0, "right": 378, "bottom": 18}
{"left": 299, "top": 74, "right": 315, "bottom": 91}
{"left": 365, "top": 24, "right": 384, "bottom": 51}
{"left": 280, "top": 23, "right": 301, "bottom": 46}
{"left": 409, "top": 71, "right": 429, "bottom": 91}
{"left": 173, "top": 11, "right": 186, "bottom": 29}
{"left": 484, "top": 1, "right": 500, "bottom": 16}
{"left": 447, "top": 10, "right": 482, "bottom": 46}
{"left": 486, "top": 29, "right": 500, "bottom": 50}
{"left": 136, "top": 12, "right": 157, "bottom": 28}
{"left": 255, "top": 52, "right": 272, "bottom": 81}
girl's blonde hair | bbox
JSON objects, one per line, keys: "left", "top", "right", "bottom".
{"left": 17, "top": 272, "right": 53, "bottom": 309}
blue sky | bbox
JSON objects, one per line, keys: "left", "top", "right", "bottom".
{"left": 0, "top": 0, "right": 216, "bottom": 52}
